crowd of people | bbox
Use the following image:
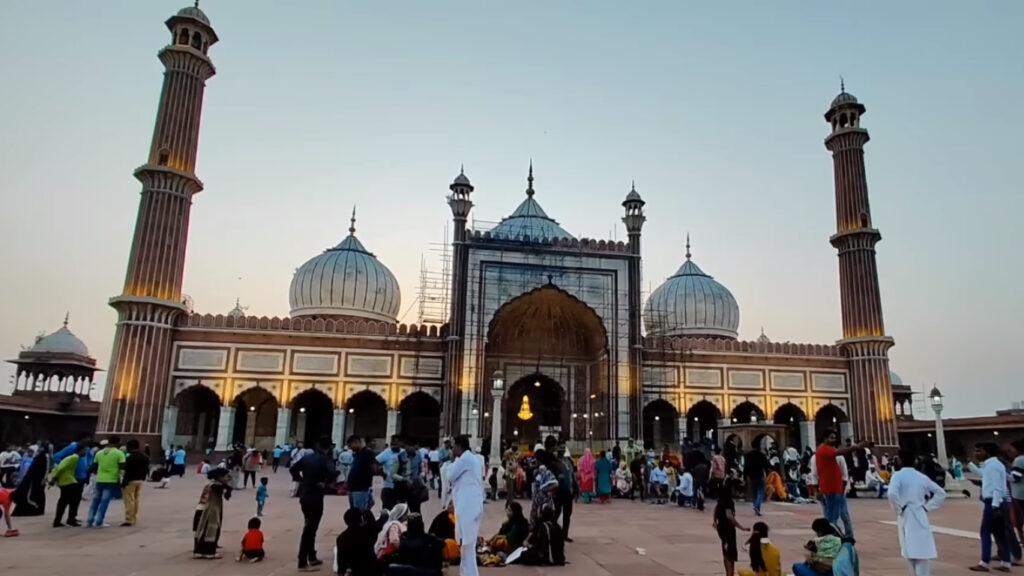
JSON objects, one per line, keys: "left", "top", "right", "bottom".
{"left": 1, "top": 430, "right": 1023, "bottom": 576}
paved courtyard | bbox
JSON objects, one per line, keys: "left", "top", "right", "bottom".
{"left": 0, "top": 469, "right": 997, "bottom": 576}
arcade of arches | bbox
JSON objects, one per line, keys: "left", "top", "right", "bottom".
{"left": 484, "top": 285, "right": 610, "bottom": 449}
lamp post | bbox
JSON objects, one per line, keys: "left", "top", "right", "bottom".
{"left": 929, "top": 385, "right": 948, "bottom": 469}
{"left": 489, "top": 370, "right": 505, "bottom": 468}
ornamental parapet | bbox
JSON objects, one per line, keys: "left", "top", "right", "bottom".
{"left": 643, "top": 335, "right": 843, "bottom": 357}
{"left": 467, "top": 230, "right": 630, "bottom": 254}
{"left": 177, "top": 312, "right": 445, "bottom": 339}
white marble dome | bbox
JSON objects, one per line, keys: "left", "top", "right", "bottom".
{"left": 643, "top": 246, "right": 740, "bottom": 339}
{"left": 289, "top": 223, "right": 401, "bottom": 323}
{"left": 31, "top": 321, "right": 90, "bottom": 357}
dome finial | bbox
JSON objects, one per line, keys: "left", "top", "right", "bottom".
{"left": 685, "top": 233, "right": 692, "bottom": 260}
{"left": 631, "top": 180, "right": 636, "bottom": 193}
{"left": 840, "top": 75, "right": 845, "bottom": 93}
{"left": 526, "top": 160, "right": 535, "bottom": 197}
{"left": 460, "top": 163, "right": 465, "bottom": 176}
{"left": 63, "top": 311, "right": 69, "bottom": 327}
{"left": 349, "top": 205, "right": 357, "bottom": 235}
{"left": 194, "top": 0, "right": 200, "bottom": 8}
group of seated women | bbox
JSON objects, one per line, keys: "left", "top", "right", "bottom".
{"left": 476, "top": 500, "right": 566, "bottom": 567}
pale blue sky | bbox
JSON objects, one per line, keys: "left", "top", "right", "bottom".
{"left": 1, "top": 2, "right": 1020, "bottom": 417}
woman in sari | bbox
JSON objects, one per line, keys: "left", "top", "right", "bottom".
{"left": 577, "top": 449, "right": 596, "bottom": 504}
{"left": 594, "top": 451, "right": 615, "bottom": 503}
{"left": 193, "top": 468, "right": 232, "bottom": 559}
{"left": 12, "top": 446, "right": 47, "bottom": 517}
{"left": 615, "top": 461, "right": 633, "bottom": 496}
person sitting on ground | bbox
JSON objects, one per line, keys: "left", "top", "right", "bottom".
{"left": 427, "top": 502, "right": 460, "bottom": 564}
{"left": 485, "top": 501, "right": 530, "bottom": 553}
{"left": 615, "top": 460, "right": 632, "bottom": 497}
{"left": 676, "top": 468, "right": 695, "bottom": 508}
{"left": 335, "top": 507, "right": 382, "bottom": 576}
{"left": 375, "top": 503, "right": 410, "bottom": 560}
{"left": 386, "top": 513, "right": 444, "bottom": 576}
{"left": 739, "top": 521, "right": 781, "bottom": 576}
{"left": 792, "top": 518, "right": 843, "bottom": 576}
{"left": 509, "top": 505, "right": 566, "bottom": 566}
{"left": 765, "top": 469, "right": 788, "bottom": 502}
{"left": 238, "top": 516, "right": 266, "bottom": 562}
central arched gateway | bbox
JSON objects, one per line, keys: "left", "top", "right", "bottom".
{"left": 484, "top": 284, "right": 609, "bottom": 449}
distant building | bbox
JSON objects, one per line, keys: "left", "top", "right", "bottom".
{"left": 1, "top": 316, "right": 101, "bottom": 445}
{"left": 96, "top": 5, "right": 905, "bottom": 453}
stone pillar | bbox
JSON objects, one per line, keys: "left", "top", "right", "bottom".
{"left": 332, "top": 408, "right": 347, "bottom": 449}
{"left": 274, "top": 407, "right": 291, "bottom": 447}
{"left": 295, "top": 411, "right": 307, "bottom": 443}
{"left": 489, "top": 380, "right": 504, "bottom": 468}
{"left": 839, "top": 421, "right": 854, "bottom": 443}
{"left": 799, "top": 421, "right": 816, "bottom": 450}
{"left": 386, "top": 409, "right": 399, "bottom": 440}
{"left": 162, "top": 405, "right": 179, "bottom": 449}
{"left": 215, "top": 406, "right": 235, "bottom": 451}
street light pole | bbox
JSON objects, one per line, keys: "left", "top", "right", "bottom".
{"left": 929, "top": 386, "right": 949, "bottom": 469}
{"left": 489, "top": 370, "right": 504, "bottom": 468}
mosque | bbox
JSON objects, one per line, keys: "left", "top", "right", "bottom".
{"left": 93, "top": 5, "right": 903, "bottom": 453}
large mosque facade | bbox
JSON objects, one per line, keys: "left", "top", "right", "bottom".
{"left": 95, "top": 6, "right": 899, "bottom": 452}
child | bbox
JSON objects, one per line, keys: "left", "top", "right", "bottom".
{"left": 199, "top": 459, "right": 212, "bottom": 476}
{"left": 714, "top": 480, "right": 749, "bottom": 576}
{"left": 0, "top": 487, "right": 17, "bottom": 537}
{"left": 739, "top": 521, "right": 781, "bottom": 576}
{"left": 256, "top": 476, "right": 268, "bottom": 517}
{"left": 238, "top": 517, "right": 266, "bottom": 562}
{"left": 792, "top": 518, "right": 842, "bottom": 576}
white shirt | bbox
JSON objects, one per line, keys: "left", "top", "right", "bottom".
{"left": 969, "top": 457, "right": 1009, "bottom": 506}
{"left": 428, "top": 449, "right": 440, "bottom": 463}
{"left": 678, "top": 472, "right": 694, "bottom": 497}
{"left": 449, "top": 451, "right": 485, "bottom": 506}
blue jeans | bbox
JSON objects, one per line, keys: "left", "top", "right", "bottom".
{"left": 980, "top": 498, "right": 1011, "bottom": 564}
{"left": 823, "top": 492, "right": 854, "bottom": 538}
{"left": 751, "top": 477, "right": 765, "bottom": 513}
{"left": 88, "top": 482, "right": 118, "bottom": 526}
{"left": 349, "top": 490, "right": 374, "bottom": 511}
{"left": 792, "top": 563, "right": 819, "bottom": 576}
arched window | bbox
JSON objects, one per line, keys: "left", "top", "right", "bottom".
{"left": 859, "top": 212, "right": 869, "bottom": 228}
{"left": 839, "top": 113, "right": 848, "bottom": 128}
{"left": 157, "top": 148, "right": 170, "bottom": 166}
{"left": 191, "top": 31, "right": 202, "bottom": 50}
{"left": 178, "top": 28, "right": 189, "bottom": 45}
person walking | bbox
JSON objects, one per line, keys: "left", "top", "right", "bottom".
{"left": 121, "top": 439, "right": 150, "bottom": 526}
{"left": 49, "top": 444, "right": 86, "bottom": 527}
{"left": 969, "top": 442, "right": 1014, "bottom": 572}
{"left": 172, "top": 445, "right": 187, "bottom": 477}
{"left": 744, "top": 447, "right": 770, "bottom": 516}
{"left": 815, "top": 429, "right": 870, "bottom": 538}
{"left": 272, "top": 445, "right": 283, "bottom": 473}
{"left": 291, "top": 436, "right": 334, "bottom": 571}
{"left": 449, "top": 434, "right": 484, "bottom": 576}
{"left": 87, "top": 438, "right": 125, "bottom": 528}
{"left": 887, "top": 450, "right": 947, "bottom": 576}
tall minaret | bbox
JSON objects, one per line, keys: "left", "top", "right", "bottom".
{"left": 444, "top": 167, "right": 474, "bottom": 435}
{"left": 97, "top": 4, "right": 217, "bottom": 443}
{"left": 622, "top": 183, "right": 646, "bottom": 441}
{"left": 824, "top": 85, "right": 898, "bottom": 448}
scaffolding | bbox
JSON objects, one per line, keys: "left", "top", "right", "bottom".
{"left": 416, "top": 222, "right": 451, "bottom": 326}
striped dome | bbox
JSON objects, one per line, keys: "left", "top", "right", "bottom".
{"left": 288, "top": 225, "right": 401, "bottom": 323}
{"left": 643, "top": 249, "right": 739, "bottom": 339}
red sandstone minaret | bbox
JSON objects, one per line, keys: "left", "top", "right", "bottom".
{"left": 97, "top": 4, "right": 217, "bottom": 443}
{"left": 622, "top": 183, "right": 646, "bottom": 440}
{"left": 825, "top": 84, "right": 898, "bottom": 448}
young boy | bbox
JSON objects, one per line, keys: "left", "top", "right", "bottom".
{"left": 256, "top": 476, "right": 269, "bottom": 517}
{"left": 238, "top": 517, "right": 266, "bottom": 562}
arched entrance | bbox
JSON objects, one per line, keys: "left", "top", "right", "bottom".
{"left": 291, "top": 389, "right": 333, "bottom": 445}
{"left": 731, "top": 401, "right": 765, "bottom": 424}
{"left": 686, "top": 400, "right": 721, "bottom": 444}
{"left": 773, "top": 402, "right": 807, "bottom": 449}
{"left": 814, "top": 403, "right": 849, "bottom": 443}
{"left": 506, "top": 373, "right": 565, "bottom": 447}
{"left": 643, "top": 399, "right": 679, "bottom": 450}
{"left": 399, "top": 392, "right": 441, "bottom": 448}
{"left": 173, "top": 385, "right": 220, "bottom": 451}
{"left": 485, "top": 285, "right": 609, "bottom": 446}
{"left": 346, "top": 391, "right": 387, "bottom": 448}
{"left": 232, "top": 387, "right": 279, "bottom": 450}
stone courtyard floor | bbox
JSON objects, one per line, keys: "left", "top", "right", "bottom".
{"left": 0, "top": 469, "right": 1001, "bottom": 575}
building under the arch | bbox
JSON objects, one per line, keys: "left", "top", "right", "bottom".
{"left": 95, "top": 5, "right": 903, "bottom": 453}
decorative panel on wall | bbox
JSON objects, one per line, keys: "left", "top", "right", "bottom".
{"left": 685, "top": 368, "right": 722, "bottom": 388}
{"left": 642, "top": 366, "right": 678, "bottom": 387}
{"left": 177, "top": 348, "right": 228, "bottom": 371}
{"left": 811, "top": 373, "right": 847, "bottom": 393}
{"left": 729, "top": 370, "right": 764, "bottom": 390}
{"left": 236, "top": 350, "right": 285, "bottom": 373}
{"left": 347, "top": 355, "right": 393, "bottom": 377}
{"left": 399, "top": 356, "right": 443, "bottom": 379}
{"left": 292, "top": 353, "right": 340, "bottom": 375}
{"left": 770, "top": 372, "right": 806, "bottom": 391}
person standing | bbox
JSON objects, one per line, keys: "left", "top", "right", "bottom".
{"left": 887, "top": 450, "right": 947, "bottom": 576}
{"left": 0, "top": 446, "right": 20, "bottom": 488}
{"left": 449, "top": 434, "right": 484, "bottom": 576}
{"left": 1009, "top": 440, "right": 1024, "bottom": 558}
{"left": 346, "top": 435, "right": 376, "bottom": 512}
{"left": 243, "top": 449, "right": 261, "bottom": 489}
{"left": 405, "top": 441, "right": 425, "bottom": 514}
{"left": 710, "top": 446, "right": 727, "bottom": 499}
{"left": 291, "top": 436, "right": 333, "bottom": 571}
{"left": 272, "top": 445, "right": 283, "bottom": 473}
{"left": 377, "top": 436, "right": 408, "bottom": 511}
{"left": 969, "top": 442, "right": 1013, "bottom": 572}
{"left": 121, "top": 439, "right": 150, "bottom": 526}
{"left": 172, "top": 445, "right": 187, "bottom": 477}
{"left": 193, "top": 468, "right": 232, "bottom": 559}
{"left": 815, "top": 429, "right": 870, "bottom": 538}
{"left": 87, "top": 438, "right": 125, "bottom": 527}
{"left": 744, "top": 447, "right": 770, "bottom": 516}
{"left": 49, "top": 444, "right": 86, "bottom": 527}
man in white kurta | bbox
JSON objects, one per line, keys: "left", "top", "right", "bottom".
{"left": 888, "top": 457, "right": 947, "bottom": 576}
{"left": 449, "top": 435, "right": 484, "bottom": 576}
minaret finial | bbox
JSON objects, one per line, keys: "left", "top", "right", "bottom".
{"left": 685, "top": 233, "right": 691, "bottom": 260}
{"left": 631, "top": 179, "right": 636, "bottom": 193}
{"left": 194, "top": 0, "right": 200, "bottom": 8}
{"left": 460, "top": 163, "right": 465, "bottom": 175}
{"left": 526, "top": 160, "right": 534, "bottom": 197}
{"left": 63, "top": 311, "right": 69, "bottom": 327}
{"left": 840, "top": 75, "right": 845, "bottom": 93}
{"left": 349, "top": 206, "right": 357, "bottom": 235}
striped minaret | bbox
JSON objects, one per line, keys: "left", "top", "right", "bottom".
{"left": 97, "top": 5, "right": 217, "bottom": 444}
{"left": 824, "top": 85, "right": 898, "bottom": 448}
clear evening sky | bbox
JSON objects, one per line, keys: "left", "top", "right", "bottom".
{"left": 1, "top": 2, "right": 1020, "bottom": 417}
